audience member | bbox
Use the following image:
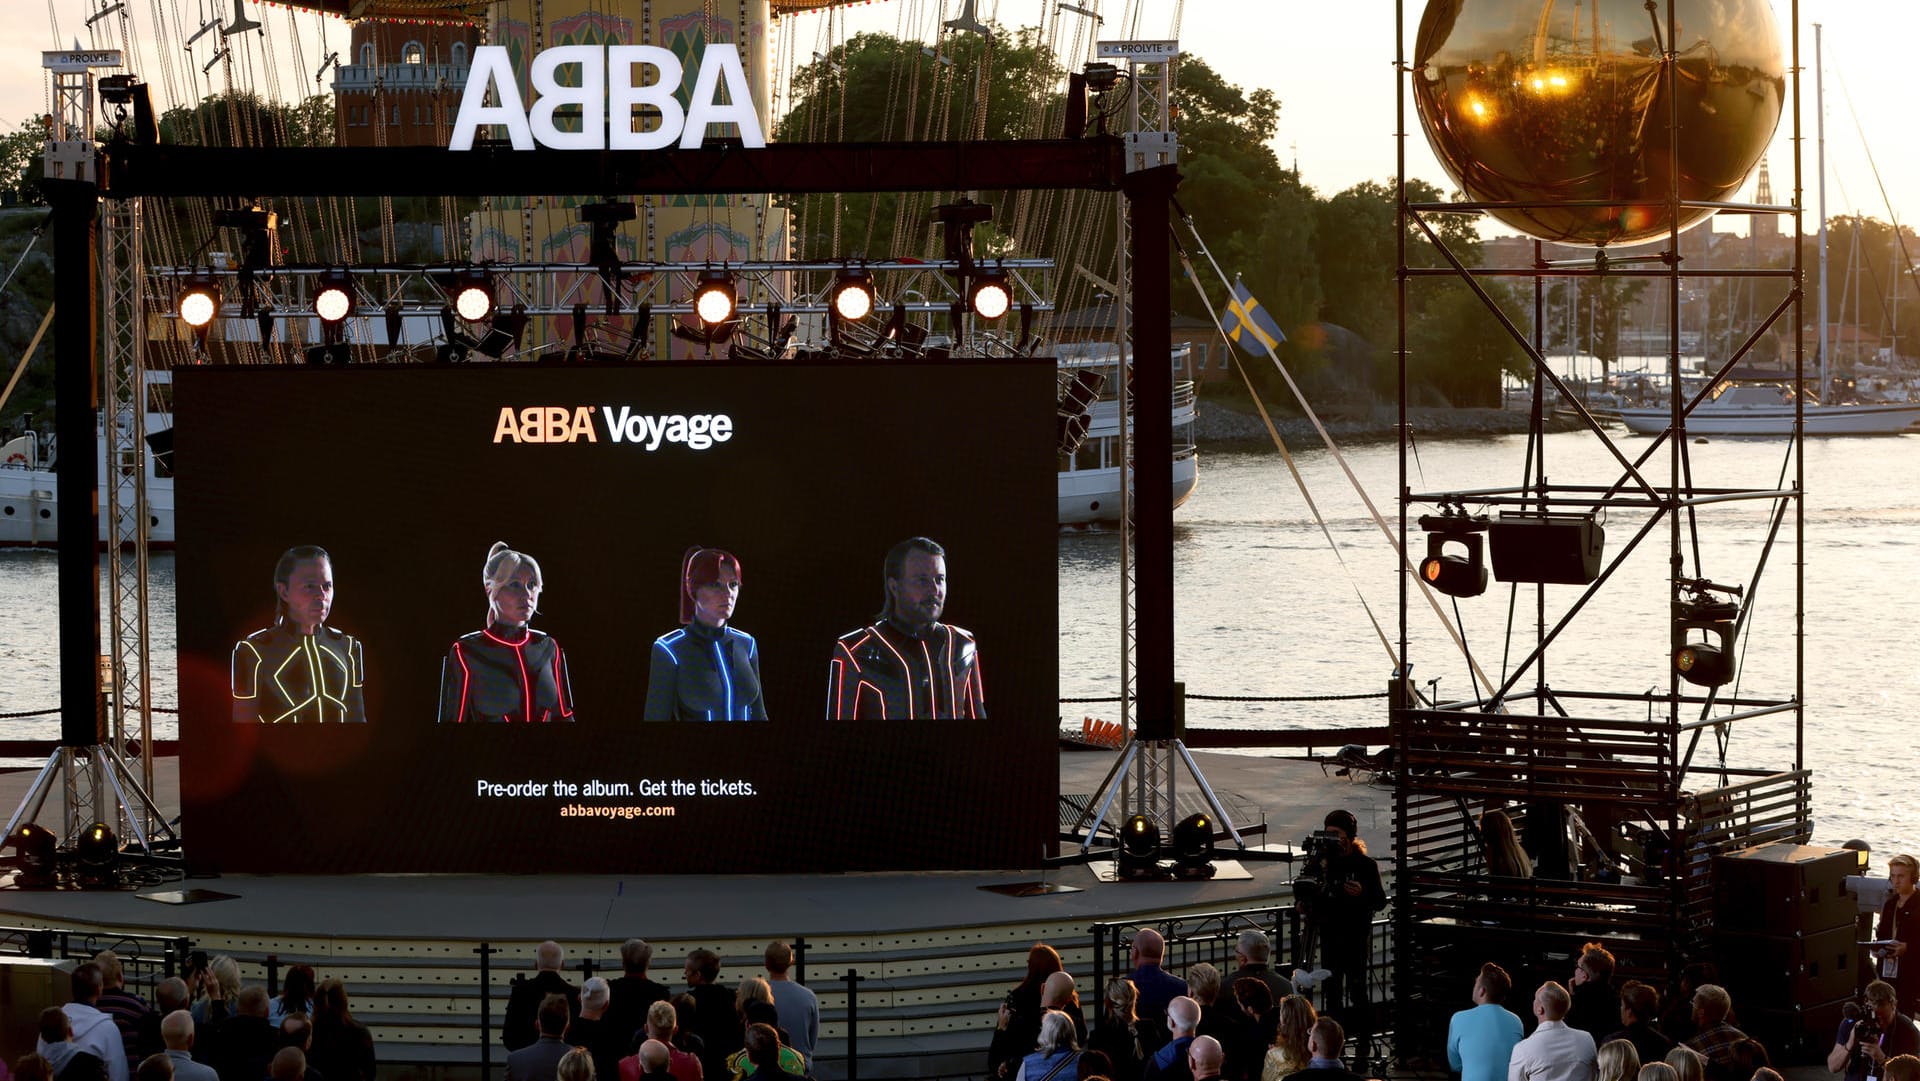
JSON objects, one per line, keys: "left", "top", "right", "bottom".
{"left": 1016, "top": 1011, "right": 1082, "bottom": 1081}
{"left": 619, "top": 1001, "right": 700, "bottom": 1081}
{"left": 42, "top": 965, "right": 128, "bottom": 1081}
{"left": 506, "top": 994, "right": 573, "bottom": 1081}
{"left": 153, "top": 981, "right": 192, "bottom": 1022}
{"left": 1045, "top": 972, "right": 1091, "bottom": 1048}
{"left": 131, "top": 1057, "right": 168, "bottom": 1081}
{"left": 630, "top": 1041, "right": 675, "bottom": 1081}
{"left": 1828, "top": 979, "right": 1920, "bottom": 1081}
{"left": 670, "top": 996, "right": 708, "bottom": 1063}
{"left": 38, "top": 1008, "right": 108, "bottom": 1081}
{"left": 1681, "top": 986, "right": 1748, "bottom": 1081}
{"left": 1144, "top": 997, "right": 1200, "bottom": 1081}
{"left": 308, "top": 979, "right": 374, "bottom": 1081}
{"left": 1087, "top": 977, "right": 1150, "bottom": 1081}
{"left": 608, "top": 940, "right": 673, "bottom": 1054}
{"left": 684, "top": 949, "right": 740, "bottom": 1081}
{"left": 762, "top": 942, "right": 818, "bottom": 1069}
{"left": 557, "top": 1047, "right": 595, "bottom": 1081}
{"left": 1130, "top": 932, "right": 1191, "bottom": 1022}
{"left": 158, "top": 1013, "right": 216, "bottom": 1081}
{"left": 1187, "top": 964, "right": 1257, "bottom": 1081}
{"left": 1233, "top": 980, "right": 1278, "bottom": 1059}
{"left": 1603, "top": 982, "right": 1674, "bottom": 1068}
{"left": 275, "top": 1017, "right": 324, "bottom": 1081}
{"left": 740, "top": 1025, "right": 803, "bottom": 1081}
{"left": 1448, "top": 963, "right": 1524, "bottom": 1081}
{"left": 727, "top": 1000, "right": 803, "bottom": 1079}
{"left": 1508, "top": 982, "right": 1597, "bottom": 1081}
{"left": 1728, "top": 1040, "right": 1769, "bottom": 1081}
{"left": 1659, "top": 967, "right": 1716, "bottom": 1046}
{"left": 1228, "top": 932, "right": 1293, "bottom": 1005}
{"left": 192, "top": 959, "right": 241, "bottom": 1032}
{"left": 505, "top": 943, "right": 580, "bottom": 1054}
{"left": 995, "top": 946, "right": 1068, "bottom": 1080}
{"left": 1283, "top": 1017, "right": 1365, "bottom": 1081}
{"left": 1665, "top": 1045, "right": 1706, "bottom": 1081}
{"left": 571, "top": 978, "right": 626, "bottom": 1081}
{"left": 270, "top": 968, "right": 316, "bottom": 1027}
{"left": 210, "top": 987, "right": 277, "bottom": 1081}
{"left": 1261, "top": 996, "right": 1316, "bottom": 1081}
{"left": 1188, "top": 1037, "right": 1225, "bottom": 1081}
{"left": 1885, "top": 1055, "right": 1920, "bottom": 1081}
{"left": 15, "top": 1056, "right": 54, "bottom": 1081}
{"left": 1636, "top": 1065, "right": 1677, "bottom": 1081}
{"left": 265, "top": 1050, "right": 304, "bottom": 1081}
{"left": 1596, "top": 1040, "right": 1641, "bottom": 1081}
{"left": 94, "top": 952, "right": 158, "bottom": 1071}
{"left": 1751, "top": 1070, "right": 1782, "bottom": 1081}
{"left": 1483, "top": 810, "right": 1533, "bottom": 879}
{"left": 1078, "top": 1049, "right": 1115, "bottom": 1081}
{"left": 1567, "top": 945, "right": 1619, "bottom": 1041}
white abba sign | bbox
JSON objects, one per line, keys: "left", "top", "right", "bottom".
{"left": 449, "top": 44, "right": 766, "bottom": 152}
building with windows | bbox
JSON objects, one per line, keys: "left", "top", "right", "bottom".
{"left": 332, "top": 20, "right": 483, "bottom": 146}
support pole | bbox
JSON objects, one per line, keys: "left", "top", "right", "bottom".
{"left": 1125, "top": 165, "right": 1178, "bottom": 741}
{"left": 50, "top": 177, "right": 103, "bottom": 758}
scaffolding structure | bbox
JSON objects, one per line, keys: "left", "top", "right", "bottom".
{"left": 1389, "top": 0, "right": 1809, "bottom": 1055}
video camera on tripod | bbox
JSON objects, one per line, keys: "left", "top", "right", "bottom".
{"left": 1294, "top": 829, "right": 1349, "bottom": 906}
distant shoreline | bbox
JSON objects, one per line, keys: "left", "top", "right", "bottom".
{"left": 1194, "top": 400, "right": 1582, "bottom": 446}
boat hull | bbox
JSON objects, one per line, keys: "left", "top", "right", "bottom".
{"left": 1059, "top": 449, "right": 1199, "bottom": 525}
{"left": 1615, "top": 401, "right": 1920, "bottom": 436}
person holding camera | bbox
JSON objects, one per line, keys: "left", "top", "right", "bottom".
{"left": 1827, "top": 980, "right": 1920, "bottom": 1081}
{"left": 1307, "top": 810, "right": 1386, "bottom": 1021}
{"left": 1878, "top": 855, "right": 1920, "bottom": 1016}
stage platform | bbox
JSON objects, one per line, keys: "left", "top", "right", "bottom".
{"left": 0, "top": 747, "right": 1395, "bottom": 1080}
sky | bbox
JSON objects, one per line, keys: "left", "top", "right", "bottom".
{"left": 0, "top": 0, "right": 1914, "bottom": 239}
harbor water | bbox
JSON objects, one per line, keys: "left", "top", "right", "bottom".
{"left": 2, "top": 430, "right": 1915, "bottom": 863}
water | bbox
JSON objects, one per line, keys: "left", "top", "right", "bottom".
{"left": 3, "top": 431, "right": 1916, "bottom": 864}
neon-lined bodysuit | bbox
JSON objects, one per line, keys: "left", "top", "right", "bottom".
{"left": 231, "top": 619, "right": 367, "bottom": 724}
{"left": 643, "top": 621, "right": 766, "bottom": 721}
{"left": 437, "top": 623, "right": 576, "bottom": 723}
{"left": 827, "top": 618, "right": 984, "bottom": 719}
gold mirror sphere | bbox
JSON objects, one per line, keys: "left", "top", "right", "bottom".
{"left": 1413, "top": 0, "right": 1785, "bottom": 247}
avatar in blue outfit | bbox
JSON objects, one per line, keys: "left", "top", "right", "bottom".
{"left": 644, "top": 547, "right": 766, "bottom": 721}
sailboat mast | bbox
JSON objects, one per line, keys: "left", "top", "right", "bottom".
{"left": 1815, "top": 23, "right": 1829, "bottom": 399}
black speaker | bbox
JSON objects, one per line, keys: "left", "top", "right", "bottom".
{"left": 1487, "top": 513, "right": 1604, "bottom": 585}
{"left": 1712, "top": 925, "right": 1858, "bottom": 1007}
{"left": 1739, "top": 995, "right": 1852, "bottom": 1063}
{"left": 1714, "top": 843, "right": 1861, "bottom": 934}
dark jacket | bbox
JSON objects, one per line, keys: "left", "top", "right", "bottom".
{"left": 503, "top": 971, "right": 580, "bottom": 1052}
{"left": 605, "top": 975, "right": 672, "bottom": 1050}
{"left": 210, "top": 1015, "right": 278, "bottom": 1081}
{"left": 828, "top": 619, "right": 984, "bottom": 719}
{"left": 440, "top": 625, "right": 575, "bottom": 724}
{"left": 687, "top": 982, "right": 740, "bottom": 1080}
{"left": 1566, "top": 982, "right": 1618, "bottom": 1042}
{"left": 506, "top": 1035, "right": 573, "bottom": 1081}
{"left": 308, "top": 1018, "right": 376, "bottom": 1081}
{"left": 645, "top": 623, "right": 765, "bottom": 721}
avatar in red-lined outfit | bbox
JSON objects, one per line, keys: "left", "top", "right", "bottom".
{"left": 438, "top": 541, "right": 576, "bottom": 723}
{"left": 827, "top": 537, "right": 984, "bottom": 719}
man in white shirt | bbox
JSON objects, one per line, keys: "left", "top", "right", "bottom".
{"left": 1509, "top": 982, "right": 1597, "bottom": 1081}
{"left": 40, "top": 964, "right": 130, "bottom": 1081}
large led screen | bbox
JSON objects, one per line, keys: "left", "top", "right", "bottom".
{"left": 174, "top": 361, "right": 1059, "bottom": 873}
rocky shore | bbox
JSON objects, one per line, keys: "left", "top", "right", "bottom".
{"left": 1193, "top": 400, "right": 1579, "bottom": 446}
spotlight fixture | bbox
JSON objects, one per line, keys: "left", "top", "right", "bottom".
{"left": 313, "top": 268, "right": 355, "bottom": 325}
{"left": 1117, "top": 813, "right": 1162, "bottom": 881}
{"left": 831, "top": 271, "right": 876, "bottom": 322}
{"left": 969, "top": 270, "right": 1012, "bottom": 321}
{"left": 693, "top": 269, "right": 737, "bottom": 329}
{"left": 75, "top": 821, "right": 119, "bottom": 887}
{"left": 1170, "top": 812, "right": 1217, "bottom": 880}
{"left": 1673, "top": 578, "right": 1742, "bottom": 688}
{"left": 1417, "top": 511, "right": 1490, "bottom": 599}
{"left": 5, "top": 823, "right": 57, "bottom": 888}
{"left": 177, "top": 273, "right": 220, "bottom": 328}
{"left": 452, "top": 267, "right": 495, "bottom": 322}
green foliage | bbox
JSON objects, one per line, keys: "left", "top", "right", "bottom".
{"left": 159, "top": 91, "right": 336, "bottom": 148}
{"left": 0, "top": 118, "right": 50, "bottom": 208}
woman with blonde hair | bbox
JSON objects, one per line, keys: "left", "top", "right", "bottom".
{"left": 1482, "top": 809, "right": 1533, "bottom": 878}
{"left": 1262, "top": 994, "right": 1317, "bottom": 1081}
{"left": 1666, "top": 1046, "right": 1707, "bottom": 1081}
{"left": 1637, "top": 1065, "right": 1678, "bottom": 1081}
{"left": 438, "top": 541, "right": 575, "bottom": 723}
{"left": 1086, "top": 977, "right": 1146, "bottom": 1081}
{"left": 557, "top": 1047, "right": 595, "bottom": 1081}
{"left": 1597, "top": 1039, "right": 1642, "bottom": 1081}
{"left": 192, "top": 956, "right": 242, "bottom": 1025}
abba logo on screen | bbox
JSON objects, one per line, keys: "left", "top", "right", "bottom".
{"left": 449, "top": 44, "right": 766, "bottom": 152}
{"left": 493, "top": 406, "right": 734, "bottom": 451}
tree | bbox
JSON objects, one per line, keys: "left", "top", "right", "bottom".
{"left": 0, "top": 117, "right": 50, "bottom": 207}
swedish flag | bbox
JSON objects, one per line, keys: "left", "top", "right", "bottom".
{"left": 1225, "top": 275, "right": 1286, "bottom": 355}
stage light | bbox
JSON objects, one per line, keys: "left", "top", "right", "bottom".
{"left": 178, "top": 274, "right": 220, "bottom": 328}
{"left": 831, "top": 271, "right": 876, "bottom": 322}
{"left": 1674, "top": 579, "right": 1741, "bottom": 688}
{"left": 5, "top": 823, "right": 57, "bottom": 888}
{"left": 1417, "top": 512, "right": 1490, "bottom": 598}
{"left": 693, "top": 270, "right": 737, "bottom": 328}
{"left": 313, "top": 269, "right": 355, "bottom": 325}
{"left": 969, "top": 271, "right": 1012, "bottom": 320}
{"left": 453, "top": 268, "right": 494, "bottom": 322}
{"left": 76, "top": 821, "right": 119, "bottom": 887}
{"left": 1117, "top": 813, "right": 1161, "bottom": 881}
{"left": 1171, "top": 812, "right": 1217, "bottom": 880}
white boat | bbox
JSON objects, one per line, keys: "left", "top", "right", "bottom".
{"left": 1615, "top": 383, "right": 1920, "bottom": 436}
{"left": 0, "top": 415, "right": 177, "bottom": 548}
{"left": 1058, "top": 347, "right": 1200, "bottom": 526}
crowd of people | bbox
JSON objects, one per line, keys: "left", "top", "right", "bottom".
{"left": 21, "top": 953, "right": 373, "bottom": 1081}
{"left": 499, "top": 938, "right": 819, "bottom": 1081}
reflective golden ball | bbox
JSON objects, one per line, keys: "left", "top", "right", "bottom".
{"left": 1412, "top": 0, "right": 1785, "bottom": 247}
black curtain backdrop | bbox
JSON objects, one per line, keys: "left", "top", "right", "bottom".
{"left": 175, "top": 360, "right": 1058, "bottom": 873}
